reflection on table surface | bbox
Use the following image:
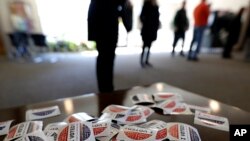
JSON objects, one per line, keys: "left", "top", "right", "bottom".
{"left": 1, "top": 82, "right": 250, "bottom": 141}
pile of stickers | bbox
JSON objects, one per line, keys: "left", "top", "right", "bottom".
{"left": 100, "top": 105, "right": 154, "bottom": 125}
{"left": 131, "top": 92, "right": 211, "bottom": 115}
{"left": 0, "top": 118, "right": 201, "bottom": 141}
{"left": 116, "top": 120, "right": 201, "bottom": 141}
{"left": 131, "top": 92, "right": 229, "bottom": 131}
{"left": 1, "top": 105, "right": 155, "bottom": 141}
{"left": 0, "top": 92, "right": 230, "bottom": 141}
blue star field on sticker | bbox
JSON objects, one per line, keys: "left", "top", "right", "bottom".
{"left": 32, "top": 109, "right": 56, "bottom": 116}
{"left": 0, "top": 126, "right": 6, "bottom": 130}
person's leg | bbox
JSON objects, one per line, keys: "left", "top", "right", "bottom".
{"left": 13, "top": 32, "right": 23, "bottom": 58}
{"left": 193, "top": 27, "right": 205, "bottom": 60}
{"left": 145, "top": 42, "right": 152, "bottom": 66}
{"left": 140, "top": 43, "right": 146, "bottom": 67}
{"left": 20, "top": 33, "right": 30, "bottom": 58}
{"left": 188, "top": 28, "right": 198, "bottom": 59}
{"left": 172, "top": 31, "right": 179, "bottom": 56}
{"left": 223, "top": 39, "right": 233, "bottom": 58}
{"left": 96, "top": 48, "right": 104, "bottom": 92}
{"left": 180, "top": 31, "right": 185, "bottom": 56}
{"left": 245, "top": 38, "right": 250, "bottom": 61}
{"left": 96, "top": 41, "right": 116, "bottom": 92}
{"left": 106, "top": 42, "right": 116, "bottom": 91}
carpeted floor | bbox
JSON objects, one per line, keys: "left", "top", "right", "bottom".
{"left": 0, "top": 50, "right": 250, "bottom": 112}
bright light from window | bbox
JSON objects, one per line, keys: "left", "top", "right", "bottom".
{"left": 64, "top": 99, "right": 74, "bottom": 114}
{"left": 36, "top": 0, "right": 90, "bottom": 44}
{"left": 209, "top": 100, "right": 220, "bottom": 112}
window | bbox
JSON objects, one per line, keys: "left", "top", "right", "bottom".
{"left": 36, "top": 0, "right": 90, "bottom": 44}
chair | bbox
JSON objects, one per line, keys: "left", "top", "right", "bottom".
{"left": 31, "top": 34, "right": 47, "bottom": 47}
{"left": 30, "top": 34, "right": 57, "bottom": 63}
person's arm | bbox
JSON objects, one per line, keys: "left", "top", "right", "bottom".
{"left": 121, "top": 0, "right": 133, "bottom": 32}
{"left": 204, "top": 5, "right": 210, "bottom": 22}
{"left": 140, "top": 2, "right": 147, "bottom": 23}
{"left": 173, "top": 11, "right": 179, "bottom": 28}
{"left": 185, "top": 14, "right": 189, "bottom": 30}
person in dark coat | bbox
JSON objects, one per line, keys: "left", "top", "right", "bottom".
{"left": 245, "top": 21, "right": 250, "bottom": 61}
{"left": 88, "top": 0, "right": 132, "bottom": 92}
{"left": 172, "top": 1, "right": 189, "bottom": 56}
{"left": 222, "top": 8, "right": 245, "bottom": 59}
{"left": 140, "top": 0, "right": 160, "bottom": 67}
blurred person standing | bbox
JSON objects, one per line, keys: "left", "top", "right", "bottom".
{"left": 88, "top": 0, "right": 132, "bottom": 92}
{"left": 140, "top": 0, "right": 160, "bottom": 68}
{"left": 188, "top": 0, "right": 210, "bottom": 61}
{"left": 222, "top": 8, "right": 245, "bottom": 59}
{"left": 0, "top": 34, "right": 4, "bottom": 55}
{"left": 10, "top": 1, "right": 32, "bottom": 58}
{"left": 245, "top": 22, "right": 250, "bottom": 61}
{"left": 172, "top": 0, "right": 189, "bottom": 57}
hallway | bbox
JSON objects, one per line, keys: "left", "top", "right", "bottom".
{"left": 0, "top": 49, "right": 250, "bottom": 112}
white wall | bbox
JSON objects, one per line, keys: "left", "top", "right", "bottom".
{"left": 0, "top": 0, "right": 42, "bottom": 57}
{"left": 0, "top": 0, "right": 42, "bottom": 33}
{"left": 26, "top": 0, "right": 42, "bottom": 33}
{"left": 0, "top": 0, "right": 249, "bottom": 56}
{"left": 0, "top": 0, "right": 11, "bottom": 33}
{"left": 0, "top": 0, "right": 248, "bottom": 36}
{"left": 0, "top": 0, "right": 12, "bottom": 56}
{"left": 157, "top": 0, "right": 250, "bottom": 26}
{"left": 35, "top": 0, "right": 90, "bottom": 43}
{"left": 210, "top": 0, "right": 249, "bottom": 12}
{"left": 130, "top": 0, "right": 249, "bottom": 49}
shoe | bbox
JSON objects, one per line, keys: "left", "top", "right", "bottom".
{"left": 145, "top": 62, "right": 153, "bottom": 67}
{"left": 180, "top": 51, "right": 185, "bottom": 57}
{"left": 187, "top": 56, "right": 199, "bottom": 61}
{"left": 187, "top": 56, "right": 192, "bottom": 60}
{"left": 171, "top": 51, "right": 175, "bottom": 56}
{"left": 222, "top": 55, "right": 232, "bottom": 59}
{"left": 192, "top": 57, "right": 199, "bottom": 61}
{"left": 141, "top": 62, "right": 146, "bottom": 68}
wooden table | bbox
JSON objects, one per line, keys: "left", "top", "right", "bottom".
{"left": 1, "top": 83, "right": 250, "bottom": 141}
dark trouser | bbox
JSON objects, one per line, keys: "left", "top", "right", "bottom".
{"left": 245, "top": 38, "right": 250, "bottom": 61}
{"left": 96, "top": 40, "right": 117, "bottom": 93}
{"left": 13, "top": 32, "right": 29, "bottom": 57}
{"left": 172, "top": 30, "right": 185, "bottom": 51}
{"left": 188, "top": 26, "right": 206, "bottom": 59}
{"left": 223, "top": 36, "right": 237, "bottom": 58}
{"left": 141, "top": 41, "right": 152, "bottom": 65}
{"left": 223, "top": 41, "right": 234, "bottom": 58}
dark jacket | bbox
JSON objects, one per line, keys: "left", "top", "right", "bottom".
{"left": 88, "top": 0, "right": 131, "bottom": 43}
{"left": 140, "top": 1, "right": 160, "bottom": 43}
{"left": 247, "top": 22, "right": 250, "bottom": 37}
{"left": 227, "top": 13, "right": 242, "bottom": 44}
{"left": 173, "top": 8, "right": 189, "bottom": 32}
